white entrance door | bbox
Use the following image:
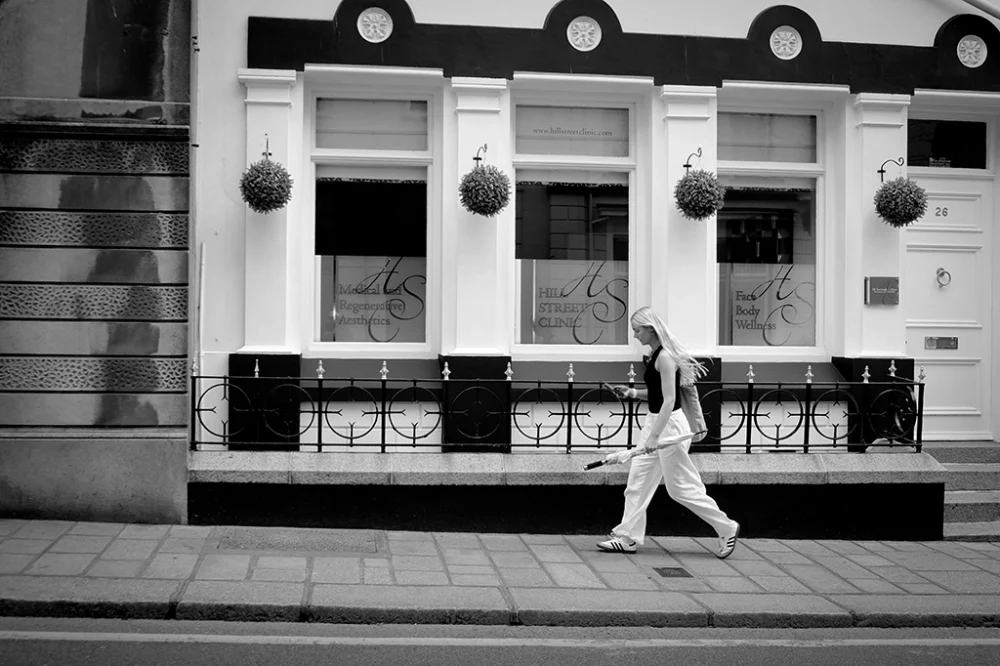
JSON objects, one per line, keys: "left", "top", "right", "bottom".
{"left": 904, "top": 171, "right": 994, "bottom": 441}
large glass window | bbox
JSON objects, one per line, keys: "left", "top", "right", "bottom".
{"left": 718, "top": 110, "right": 819, "bottom": 348}
{"left": 315, "top": 99, "right": 428, "bottom": 151}
{"left": 717, "top": 177, "right": 816, "bottom": 347}
{"left": 515, "top": 170, "right": 629, "bottom": 345}
{"left": 907, "top": 119, "right": 987, "bottom": 169}
{"left": 312, "top": 96, "right": 431, "bottom": 345}
{"left": 719, "top": 113, "right": 817, "bottom": 162}
{"left": 315, "top": 167, "right": 427, "bottom": 343}
{"left": 515, "top": 106, "right": 629, "bottom": 157}
{"left": 513, "top": 103, "right": 632, "bottom": 347}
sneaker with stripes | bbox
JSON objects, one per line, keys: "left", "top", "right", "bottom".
{"left": 716, "top": 522, "right": 740, "bottom": 559}
{"left": 596, "top": 534, "right": 637, "bottom": 553}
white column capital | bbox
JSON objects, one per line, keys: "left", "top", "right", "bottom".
{"left": 853, "top": 93, "right": 910, "bottom": 127}
{"left": 660, "top": 85, "right": 716, "bottom": 120}
{"left": 451, "top": 77, "right": 507, "bottom": 113}
{"left": 238, "top": 68, "right": 297, "bottom": 105}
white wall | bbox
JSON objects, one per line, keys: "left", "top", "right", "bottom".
{"left": 193, "top": 0, "right": 989, "bottom": 366}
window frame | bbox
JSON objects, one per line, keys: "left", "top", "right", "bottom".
{"left": 715, "top": 101, "right": 831, "bottom": 361}
{"left": 509, "top": 90, "right": 646, "bottom": 361}
{"left": 907, "top": 108, "right": 996, "bottom": 179}
{"left": 300, "top": 73, "right": 444, "bottom": 359}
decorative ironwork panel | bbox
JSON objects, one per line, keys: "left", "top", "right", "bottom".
{"left": 0, "top": 284, "right": 187, "bottom": 320}
{"left": 0, "top": 357, "right": 187, "bottom": 392}
{"left": 189, "top": 374, "right": 925, "bottom": 453}
{"left": 0, "top": 138, "right": 188, "bottom": 174}
{"left": 0, "top": 211, "right": 188, "bottom": 248}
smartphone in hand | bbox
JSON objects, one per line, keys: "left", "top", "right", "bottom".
{"left": 602, "top": 382, "right": 624, "bottom": 398}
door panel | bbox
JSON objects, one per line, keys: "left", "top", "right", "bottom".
{"left": 905, "top": 173, "right": 993, "bottom": 440}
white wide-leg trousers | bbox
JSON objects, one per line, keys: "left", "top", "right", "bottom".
{"left": 613, "top": 409, "right": 736, "bottom": 545}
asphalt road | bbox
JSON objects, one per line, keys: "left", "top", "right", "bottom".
{"left": 2, "top": 618, "right": 1000, "bottom": 666}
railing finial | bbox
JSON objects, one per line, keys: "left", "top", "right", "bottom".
{"left": 627, "top": 364, "right": 636, "bottom": 383}
{"left": 918, "top": 366, "right": 926, "bottom": 382}
{"left": 505, "top": 362, "right": 513, "bottom": 381}
{"left": 888, "top": 360, "right": 897, "bottom": 378}
{"left": 747, "top": 364, "right": 755, "bottom": 383}
{"left": 316, "top": 360, "right": 325, "bottom": 379}
{"left": 191, "top": 358, "right": 198, "bottom": 374}
{"left": 442, "top": 362, "right": 451, "bottom": 380}
{"left": 380, "top": 361, "right": 389, "bottom": 380}
{"left": 805, "top": 365, "right": 814, "bottom": 384}
{"left": 862, "top": 365, "right": 871, "bottom": 383}
{"left": 567, "top": 363, "right": 575, "bottom": 382}
{"left": 254, "top": 359, "right": 260, "bottom": 379}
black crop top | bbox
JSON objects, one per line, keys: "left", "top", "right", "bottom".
{"left": 643, "top": 346, "right": 681, "bottom": 413}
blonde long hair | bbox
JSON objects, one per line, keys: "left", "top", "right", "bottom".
{"left": 631, "top": 306, "right": 707, "bottom": 386}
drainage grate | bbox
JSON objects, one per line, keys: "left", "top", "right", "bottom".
{"left": 653, "top": 566, "right": 693, "bottom": 578}
{"left": 216, "top": 527, "right": 378, "bottom": 553}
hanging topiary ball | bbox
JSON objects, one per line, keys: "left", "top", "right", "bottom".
{"left": 460, "top": 163, "right": 511, "bottom": 217}
{"left": 674, "top": 169, "right": 727, "bottom": 221}
{"left": 240, "top": 157, "right": 294, "bottom": 214}
{"left": 874, "top": 177, "right": 928, "bottom": 228}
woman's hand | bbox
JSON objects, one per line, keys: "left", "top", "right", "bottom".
{"left": 603, "top": 383, "right": 637, "bottom": 400}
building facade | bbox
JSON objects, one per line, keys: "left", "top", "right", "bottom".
{"left": 194, "top": 0, "right": 1000, "bottom": 449}
{"left": 4, "top": 0, "right": 999, "bottom": 524}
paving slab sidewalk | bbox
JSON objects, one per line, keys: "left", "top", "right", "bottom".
{"left": 1, "top": 519, "right": 1000, "bottom": 628}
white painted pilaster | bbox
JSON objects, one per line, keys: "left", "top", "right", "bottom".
{"left": 844, "top": 93, "right": 910, "bottom": 356}
{"left": 237, "top": 68, "right": 299, "bottom": 353}
{"left": 442, "top": 77, "right": 512, "bottom": 356}
{"left": 659, "top": 86, "right": 718, "bottom": 354}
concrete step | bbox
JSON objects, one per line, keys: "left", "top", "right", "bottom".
{"left": 944, "top": 490, "right": 1000, "bottom": 523}
{"left": 943, "top": 463, "right": 1000, "bottom": 491}
{"left": 944, "top": 519, "right": 1000, "bottom": 542}
{"left": 925, "top": 442, "right": 1000, "bottom": 464}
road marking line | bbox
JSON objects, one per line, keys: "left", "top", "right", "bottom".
{"left": 2, "top": 632, "right": 1000, "bottom": 648}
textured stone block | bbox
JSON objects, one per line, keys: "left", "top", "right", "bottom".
{"left": 0, "top": 284, "right": 187, "bottom": 320}
{"left": 0, "top": 357, "right": 187, "bottom": 392}
{"left": 0, "top": 137, "right": 188, "bottom": 174}
{"left": 0, "top": 211, "right": 188, "bottom": 248}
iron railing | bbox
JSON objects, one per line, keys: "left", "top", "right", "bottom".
{"left": 190, "top": 361, "right": 925, "bottom": 453}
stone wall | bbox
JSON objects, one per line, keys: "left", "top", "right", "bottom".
{"left": 0, "top": 0, "right": 191, "bottom": 522}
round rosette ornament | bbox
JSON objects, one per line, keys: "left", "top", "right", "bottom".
{"left": 874, "top": 176, "right": 927, "bottom": 228}
{"left": 459, "top": 145, "right": 511, "bottom": 218}
{"left": 239, "top": 138, "right": 293, "bottom": 214}
{"left": 674, "top": 168, "right": 727, "bottom": 221}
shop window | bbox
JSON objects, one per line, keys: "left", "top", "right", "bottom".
{"left": 515, "top": 169, "right": 629, "bottom": 345}
{"left": 717, "top": 177, "right": 816, "bottom": 347}
{"left": 315, "top": 166, "right": 427, "bottom": 343}
{"left": 719, "top": 113, "right": 816, "bottom": 163}
{"left": 907, "top": 119, "right": 987, "bottom": 169}
{"left": 515, "top": 106, "right": 629, "bottom": 157}
{"left": 315, "top": 99, "right": 428, "bottom": 151}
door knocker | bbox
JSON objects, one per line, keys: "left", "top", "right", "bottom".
{"left": 936, "top": 267, "right": 952, "bottom": 288}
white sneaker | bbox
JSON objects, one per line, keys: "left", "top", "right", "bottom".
{"left": 597, "top": 534, "right": 637, "bottom": 553}
{"left": 717, "top": 522, "right": 740, "bottom": 559}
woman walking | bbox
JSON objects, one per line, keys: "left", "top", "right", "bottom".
{"left": 599, "top": 306, "right": 740, "bottom": 558}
